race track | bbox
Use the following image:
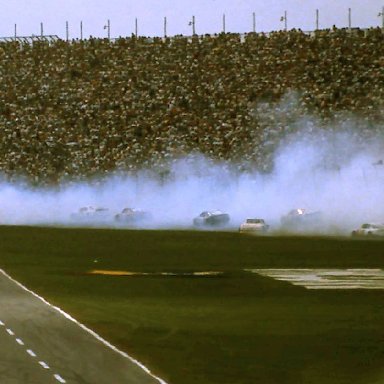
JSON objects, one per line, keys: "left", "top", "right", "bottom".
{"left": 0, "top": 269, "right": 166, "bottom": 384}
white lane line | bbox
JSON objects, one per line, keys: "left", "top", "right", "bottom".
{"left": 6, "top": 328, "right": 14, "bottom": 336}
{"left": 0, "top": 268, "right": 168, "bottom": 384}
{"left": 39, "top": 361, "right": 50, "bottom": 369}
{"left": 26, "top": 349, "right": 37, "bottom": 357}
{"left": 54, "top": 373, "right": 66, "bottom": 383}
{"left": 0, "top": 320, "right": 4, "bottom": 326}
{"left": 16, "top": 338, "right": 24, "bottom": 345}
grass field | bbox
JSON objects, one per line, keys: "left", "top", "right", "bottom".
{"left": 0, "top": 225, "right": 383, "bottom": 384}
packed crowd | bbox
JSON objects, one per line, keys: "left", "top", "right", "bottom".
{"left": 0, "top": 27, "right": 383, "bottom": 184}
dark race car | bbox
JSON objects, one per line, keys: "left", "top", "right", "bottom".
{"left": 114, "top": 208, "right": 152, "bottom": 225}
{"left": 70, "top": 206, "right": 111, "bottom": 224}
{"left": 193, "top": 210, "right": 230, "bottom": 227}
{"left": 280, "top": 208, "right": 323, "bottom": 231}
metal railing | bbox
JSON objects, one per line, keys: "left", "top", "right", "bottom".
{"left": 0, "top": 26, "right": 380, "bottom": 47}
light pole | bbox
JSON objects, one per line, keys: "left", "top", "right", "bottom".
{"left": 222, "top": 13, "right": 226, "bottom": 33}
{"left": 378, "top": 7, "right": 384, "bottom": 29}
{"left": 104, "top": 19, "right": 110, "bottom": 39}
{"left": 280, "top": 11, "right": 287, "bottom": 31}
{"left": 252, "top": 12, "right": 256, "bottom": 33}
{"left": 348, "top": 8, "right": 352, "bottom": 29}
{"left": 164, "top": 16, "right": 167, "bottom": 37}
{"left": 189, "top": 15, "right": 196, "bottom": 35}
{"left": 316, "top": 9, "right": 319, "bottom": 30}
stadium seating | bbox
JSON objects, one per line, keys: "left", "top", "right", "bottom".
{"left": 0, "top": 27, "right": 382, "bottom": 184}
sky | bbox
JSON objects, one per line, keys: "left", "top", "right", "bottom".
{"left": 1, "top": 0, "right": 384, "bottom": 40}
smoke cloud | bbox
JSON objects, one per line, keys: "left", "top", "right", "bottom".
{"left": 0, "top": 109, "right": 383, "bottom": 235}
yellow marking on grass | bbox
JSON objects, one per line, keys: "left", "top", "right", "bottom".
{"left": 89, "top": 270, "right": 145, "bottom": 276}
{"left": 88, "top": 270, "right": 223, "bottom": 277}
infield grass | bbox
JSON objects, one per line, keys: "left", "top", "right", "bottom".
{"left": 0, "top": 226, "right": 383, "bottom": 384}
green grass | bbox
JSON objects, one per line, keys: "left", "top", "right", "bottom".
{"left": 0, "top": 226, "right": 383, "bottom": 384}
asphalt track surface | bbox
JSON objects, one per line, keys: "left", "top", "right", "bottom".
{"left": 0, "top": 270, "right": 166, "bottom": 384}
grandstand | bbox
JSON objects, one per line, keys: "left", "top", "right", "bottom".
{"left": 0, "top": 27, "right": 383, "bottom": 185}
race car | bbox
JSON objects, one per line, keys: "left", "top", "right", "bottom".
{"left": 70, "top": 206, "right": 110, "bottom": 222}
{"left": 114, "top": 208, "right": 152, "bottom": 224}
{"left": 280, "top": 208, "right": 322, "bottom": 230}
{"left": 351, "top": 223, "right": 384, "bottom": 237}
{"left": 193, "top": 210, "right": 230, "bottom": 227}
{"left": 239, "top": 218, "right": 269, "bottom": 234}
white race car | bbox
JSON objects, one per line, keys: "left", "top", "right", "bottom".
{"left": 351, "top": 223, "right": 384, "bottom": 237}
{"left": 114, "top": 208, "right": 152, "bottom": 224}
{"left": 193, "top": 210, "right": 230, "bottom": 227}
{"left": 71, "top": 206, "right": 110, "bottom": 222}
{"left": 239, "top": 218, "right": 269, "bottom": 234}
{"left": 280, "top": 208, "right": 323, "bottom": 230}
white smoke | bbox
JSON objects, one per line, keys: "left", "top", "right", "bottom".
{"left": 0, "top": 114, "right": 383, "bottom": 235}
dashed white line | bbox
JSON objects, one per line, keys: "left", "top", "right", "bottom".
{"left": 26, "top": 349, "right": 37, "bottom": 357}
{"left": 39, "top": 361, "right": 50, "bottom": 369}
{"left": 0, "top": 268, "right": 168, "bottom": 384}
{"left": 54, "top": 373, "right": 66, "bottom": 383}
{"left": 1, "top": 317, "right": 67, "bottom": 383}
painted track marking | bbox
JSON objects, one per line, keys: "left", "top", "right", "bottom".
{"left": 16, "top": 338, "right": 24, "bottom": 345}
{"left": 27, "top": 349, "right": 37, "bottom": 357}
{"left": 54, "top": 373, "right": 66, "bottom": 383}
{"left": 247, "top": 268, "right": 384, "bottom": 289}
{"left": 39, "top": 361, "right": 50, "bottom": 369}
{"left": 6, "top": 328, "right": 15, "bottom": 335}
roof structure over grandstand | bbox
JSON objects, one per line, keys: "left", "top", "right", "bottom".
{"left": 0, "top": 35, "right": 60, "bottom": 45}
